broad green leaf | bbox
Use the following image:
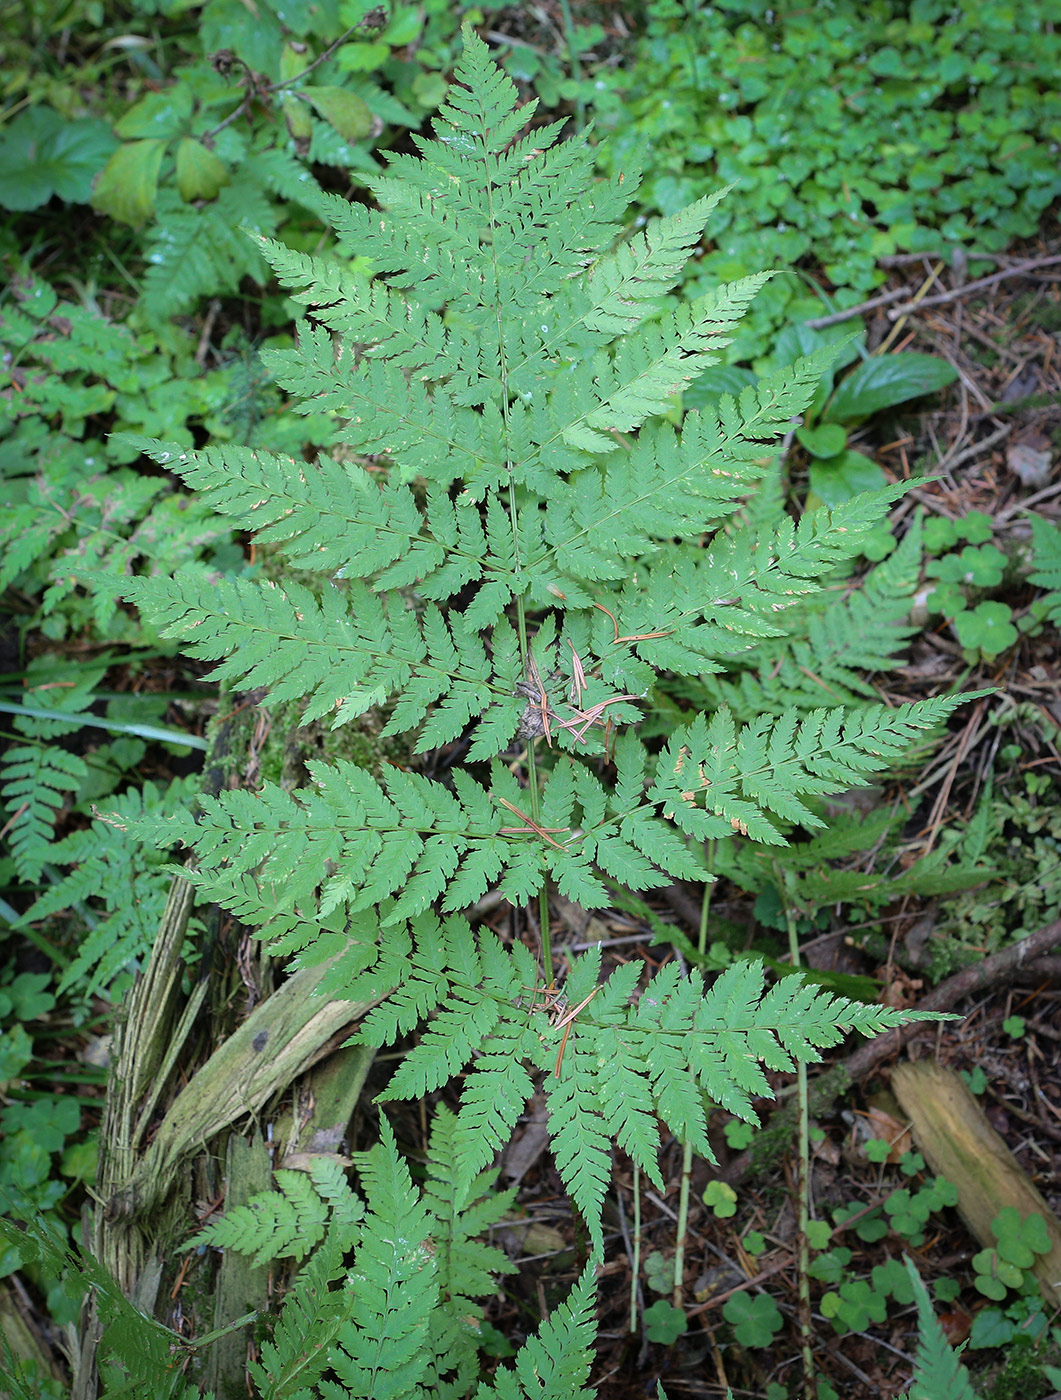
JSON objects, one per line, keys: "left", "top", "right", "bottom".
{"left": 199, "top": 0, "right": 285, "bottom": 75}
{"left": 302, "top": 86, "right": 373, "bottom": 142}
{"left": 92, "top": 139, "right": 166, "bottom": 226}
{"left": 282, "top": 94, "right": 314, "bottom": 140}
{"left": 0, "top": 108, "right": 117, "bottom": 211}
{"left": 808, "top": 449, "right": 887, "bottom": 507}
{"left": 828, "top": 352, "right": 958, "bottom": 422}
{"left": 114, "top": 86, "right": 193, "bottom": 141}
{"left": 684, "top": 364, "right": 757, "bottom": 411}
{"left": 175, "top": 138, "right": 230, "bottom": 201}
{"left": 796, "top": 422, "right": 846, "bottom": 459}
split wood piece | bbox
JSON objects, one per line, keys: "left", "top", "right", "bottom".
{"left": 74, "top": 875, "right": 379, "bottom": 1400}
{"left": 276, "top": 1040, "right": 376, "bottom": 1169}
{"left": 202, "top": 1131, "right": 272, "bottom": 1397}
{"left": 0, "top": 1280, "right": 67, "bottom": 1387}
{"left": 112, "top": 943, "right": 379, "bottom": 1220}
{"left": 892, "top": 1059, "right": 1061, "bottom": 1308}
{"left": 73, "top": 876, "right": 200, "bottom": 1400}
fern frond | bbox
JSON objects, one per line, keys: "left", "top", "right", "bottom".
{"left": 263, "top": 321, "right": 498, "bottom": 490}
{"left": 905, "top": 1256, "right": 979, "bottom": 1400}
{"left": 477, "top": 1262, "right": 598, "bottom": 1400}
{"left": 649, "top": 694, "right": 981, "bottom": 845}
{"left": 326, "top": 1118, "right": 438, "bottom": 1400}
{"left": 700, "top": 511, "right": 924, "bottom": 717}
{"left": 249, "top": 1225, "right": 353, "bottom": 1400}
{"left": 421, "top": 1106, "right": 517, "bottom": 1394}
{"left": 581, "top": 190, "right": 729, "bottom": 335}
{"left": 2, "top": 741, "right": 87, "bottom": 879}
{"left": 118, "top": 570, "right": 523, "bottom": 740}
{"left": 141, "top": 178, "right": 273, "bottom": 319}
{"left": 1029, "top": 511, "right": 1061, "bottom": 627}
{"left": 186, "top": 1160, "right": 354, "bottom": 1265}
{"left": 19, "top": 778, "right": 200, "bottom": 998}
{"left": 560, "top": 274, "right": 773, "bottom": 452}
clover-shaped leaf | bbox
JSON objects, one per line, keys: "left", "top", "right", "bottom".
{"left": 972, "top": 1247, "right": 1023, "bottom": 1298}
{"left": 703, "top": 1180, "right": 738, "bottom": 1218}
{"left": 991, "top": 1207, "right": 1051, "bottom": 1266}
{"left": 643, "top": 1299, "right": 688, "bottom": 1345}
{"left": 958, "top": 511, "right": 994, "bottom": 545}
{"left": 954, "top": 601, "right": 1019, "bottom": 658}
{"left": 643, "top": 1250, "right": 672, "bottom": 1295}
{"left": 723, "top": 1291, "right": 784, "bottom": 1347}
{"left": 926, "top": 580, "right": 968, "bottom": 618}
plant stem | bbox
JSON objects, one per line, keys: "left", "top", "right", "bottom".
{"left": 556, "top": 0, "right": 584, "bottom": 126}
{"left": 630, "top": 1161, "right": 641, "bottom": 1334}
{"left": 779, "top": 867, "right": 816, "bottom": 1399}
{"left": 672, "top": 869, "right": 716, "bottom": 1306}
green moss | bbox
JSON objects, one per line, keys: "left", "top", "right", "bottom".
{"left": 981, "top": 1335, "right": 1051, "bottom": 1400}
{"left": 204, "top": 689, "right": 411, "bottom": 797}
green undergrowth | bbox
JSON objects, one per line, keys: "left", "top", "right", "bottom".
{"left": 2, "top": 28, "right": 986, "bottom": 1397}
{"left": 0, "top": 8, "right": 1060, "bottom": 1398}
{"left": 576, "top": 0, "right": 1061, "bottom": 355}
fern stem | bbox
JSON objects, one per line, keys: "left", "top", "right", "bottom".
{"left": 672, "top": 872, "right": 715, "bottom": 1306}
{"left": 525, "top": 740, "right": 553, "bottom": 976}
{"left": 779, "top": 869, "right": 817, "bottom": 1400}
{"left": 629, "top": 1162, "right": 641, "bottom": 1334}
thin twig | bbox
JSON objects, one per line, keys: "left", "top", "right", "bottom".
{"left": 803, "top": 284, "right": 912, "bottom": 329}
{"left": 887, "top": 254, "right": 1061, "bottom": 317}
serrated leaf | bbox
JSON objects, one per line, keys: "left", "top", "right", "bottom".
{"left": 92, "top": 139, "right": 166, "bottom": 226}
{"left": 175, "top": 138, "right": 230, "bottom": 201}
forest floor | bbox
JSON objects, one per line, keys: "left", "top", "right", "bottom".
{"left": 9, "top": 237, "right": 1061, "bottom": 1400}
{"left": 443, "top": 240, "right": 1061, "bottom": 1399}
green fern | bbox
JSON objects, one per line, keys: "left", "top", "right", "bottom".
{"left": 16, "top": 777, "right": 200, "bottom": 997}
{"left": 103, "top": 26, "right": 976, "bottom": 1385}
{"left": 0, "top": 1214, "right": 212, "bottom": 1400}
{"left": 1028, "top": 511, "right": 1061, "bottom": 628}
{"left": 905, "top": 1257, "right": 980, "bottom": 1400}
{"left": 1, "top": 666, "right": 99, "bottom": 880}
{"left": 137, "top": 147, "right": 331, "bottom": 321}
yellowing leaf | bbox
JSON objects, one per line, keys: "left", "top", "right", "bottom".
{"left": 282, "top": 94, "right": 313, "bottom": 141}
{"left": 302, "top": 86, "right": 372, "bottom": 143}
{"left": 175, "top": 138, "right": 230, "bottom": 202}
{"left": 91, "top": 139, "right": 166, "bottom": 226}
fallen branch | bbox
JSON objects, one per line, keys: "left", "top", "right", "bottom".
{"left": 842, "top": 916, "right": 1061, "bottom": 1083}
{"left": 719, "top": 918, "right": 1061, "bottom": 1186}
{"left": 886, "top": 253, "right": 1061, "bottom": 317}
{"left": 803, "top": 284, "right": 913, "bottom": 329}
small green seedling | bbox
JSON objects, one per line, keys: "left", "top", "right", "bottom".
{"left": 742, "top": 1230, "right": 767, "bottom": 1256}
{"left": 643, "top": 1250, "right": 673, "bottom": 1296}
{"left": 962, "top": 1066, "right": 989, "bottom": 1095}
{"left": 809, "top": 1246, "right": 854, "bottom": 1286}
{"left": 805, "top": 1219, "right": 832, "bottom": 1250}
{"left": 1002, "top": 1015, "right": 1026, "bottom": 1039}
{"left": 703, "top": 1180, "right": 738, "bottom": 1218}
{"left": 924, "top": 512, "right": 994, "bottom": 554}
{"left": 953, "top": 600, "right": 1019, "bottom": 659}
{"left": 972, "top": 1208, "right": 1053, "bottom": 1301}
{"left": 865, "top": 1137, "right": 892, "bottom": 1164}
{"left": 723, "top": 1119, "right": 755, "bottom": 1151}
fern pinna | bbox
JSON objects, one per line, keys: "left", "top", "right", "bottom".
{"left": 112, "top": 25, "right": 960, "bottom": 1381}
